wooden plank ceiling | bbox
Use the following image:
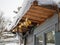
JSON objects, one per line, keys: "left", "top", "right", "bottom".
{"left": 21, "top": 6, "right": 56, "bottom": 25}
{"left": 11, "top": 1, "right": 56, "bottom": 33}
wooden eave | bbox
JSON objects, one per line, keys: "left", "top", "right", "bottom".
{"left": 11, "top": 1, "right": 57, "bottom": 33}
{"left": 21, "top": 5, "right": 56, "bottom": 24}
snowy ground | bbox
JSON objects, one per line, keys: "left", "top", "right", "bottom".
{"left": 5, "top": 43, "right": 55, "bottom": 45}
{"left": 47, "top": 43, "right": 55, "bottom": 45}
{"left": 5, "top": 43, "right": 19, "bottom": 45}
{"left": 0, "top": 33, "right": 20, "bottom": 45}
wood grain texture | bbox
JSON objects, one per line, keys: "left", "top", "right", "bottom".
{"left": 21, "top": 5, "right": 56, "bottom": 24}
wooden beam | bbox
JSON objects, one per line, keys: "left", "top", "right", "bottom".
{"left": 23, "top": 15, "right": 45, "bottom": 22}
{"left": 29, "top": 8, "right": 53, "bottom": 16}
{"left": 30, "top": 6, "right": 56, "bottom": 13}
{"left": 26, "top": 11, "right": 49, "bottom": 19}
{"left": 21, "top": 17, "right": 42, "bottom": 24}
{"left": 32, "top": 0, "right": 38, "bottom": 6}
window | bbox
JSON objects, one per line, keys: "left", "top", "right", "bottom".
{"left": 36, "top": 34, "right": 43, "bottom": 45}
{"left": 46, "top": 31, "right": 55, "bottom": 45}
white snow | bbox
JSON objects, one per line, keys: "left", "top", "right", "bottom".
{"left": 5, "top": 43, "right": 19, "bottom": 45}
{"left": 47, "top": 43, "right": 55, "bottom": 45}
{"left": 38, "top": 0, "right": 60, "bottom": 7}
{"left": 38, "top": 0, "right": 60, "bottom": 4}
{"left": 0, "top": 0, "right": 25, "bottom": 31}
{"left": 0, "top": 0, "right": 60, "bottom": 31}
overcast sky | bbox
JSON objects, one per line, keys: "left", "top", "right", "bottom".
{"left": 0, "top": 0, "right": 23, "bottom": 19}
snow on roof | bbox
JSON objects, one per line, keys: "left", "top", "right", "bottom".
{"left": 38, "top": 0, "right": 60, "bottom": 7}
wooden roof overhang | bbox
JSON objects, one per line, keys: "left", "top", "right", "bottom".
{"left": 11, "top": 0, "right": 56, "bottom": 33}
{"left": 21, "top": 2, "right": 56, "bottom": 25}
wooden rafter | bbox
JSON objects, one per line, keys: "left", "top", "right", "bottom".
{"left": 11, "top": 0, "right": 56, "bottom": 35}
{"left": 31, "top": 6, "right": 55, "bottom": 13}
{"left": 26, "top": 11, "right": 50, "bottom": 19}
{"left": 23, "top": 15, "right": 45, "bottom": 22}
{"left": 29, "top": 8, "right": 54, "bottom": 16}
{"left": 21, "top": 5, "right": 56, "bottom": 24}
